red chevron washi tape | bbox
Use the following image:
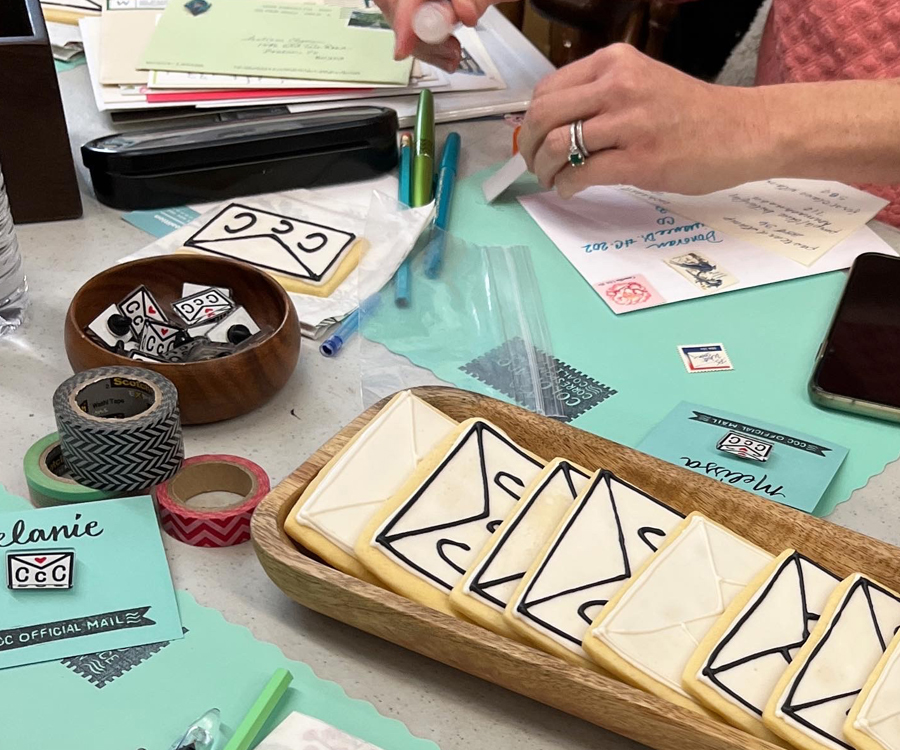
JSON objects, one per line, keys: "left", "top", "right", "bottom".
{"left": 155, "top": 454, "right": 270, "bottom": 547}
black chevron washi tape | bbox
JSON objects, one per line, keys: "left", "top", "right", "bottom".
{"left": 53, "top": 367, "right": 185, "bottom": 492}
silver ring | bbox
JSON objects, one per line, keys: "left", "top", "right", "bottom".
{"left": 568, "top": 121, "right": 588, "bottom": 167}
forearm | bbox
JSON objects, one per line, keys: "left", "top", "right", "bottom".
{"left": 752, "top": 78, "right": 900, "bottom": 185}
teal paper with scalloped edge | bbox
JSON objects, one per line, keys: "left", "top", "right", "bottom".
{"left": 365, "top": 165, "right": 900, "bottom": 517}
{"left": 0, "top": 489, "right": 437, "bottom": 750}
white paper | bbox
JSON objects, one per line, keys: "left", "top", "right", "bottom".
{"left": 483, "top": 154, "right": 527, "bottom": 203}
{"left": 623, "top": 179, "right": 888, "bottom": 265}
{"left": 118, "top": 186, "right": 433, "bottom": 336}
{"left": 519, "top": 185, "right": 897, "bottom": 314}
{"left": 256, "top": 712, "right": 384, "bottom": 750}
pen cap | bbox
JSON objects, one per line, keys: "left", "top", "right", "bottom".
{"left": 440, "top": 132, "right": 461, "bottom": 175}
{"left": 414, "top": 90, "right": 435, "bottom": 158}
{"left": 413, "top": 2, "right": 455, "bottom": 44}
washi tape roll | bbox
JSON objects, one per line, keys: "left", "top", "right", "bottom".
{"left": 23, "top": 433, "right": 119, "bottom": 507}
{"left": 53, "top": 367, "right": 185, "bottom": 492}
{"left": 155, "top": 454, "right": 270, "bottom": 547}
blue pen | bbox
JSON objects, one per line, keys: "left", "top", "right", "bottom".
{"left": 319, "top": 296, "right": 382, "bottom": 357}
{"left": 394, "top": 132, "right": 413, "bottom": 306}
{"left": 424, "top": 132, "right": 460, "bottom": 279}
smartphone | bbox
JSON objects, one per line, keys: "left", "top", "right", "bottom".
{"left": 810, "top": 252, "right": 900, "bottom": 422}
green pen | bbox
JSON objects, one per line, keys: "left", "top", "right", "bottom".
{"left": 412, "top": 89, "right": 435, "bottom": 207}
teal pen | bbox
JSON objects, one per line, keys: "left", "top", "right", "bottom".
{"left": 394, "top": 131, "right": 414, "bottom": 305}
{"left": 424, "top": 131, "right": 460, "bottom": 279}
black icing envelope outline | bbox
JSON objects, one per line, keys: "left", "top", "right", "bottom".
{"left": 375, "top": 421, "right": 544, "bottom": 591}
{"left": 702, "top": 552, "right": 838, "bottom": 717}
{"left": 184, "top": 203, "right": 357, "bottom": 283}
{"left": 779, "top": 576, "right": 900, "bottom": 750}
{"left": 515, "top": 470, "right": 684, "bottom": 647}
{"left": 468, "top": 461, "right": 590, "bottom": 610}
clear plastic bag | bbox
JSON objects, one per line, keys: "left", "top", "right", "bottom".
{"left": 358, "top": 226, "right": 567, "bottom": 418}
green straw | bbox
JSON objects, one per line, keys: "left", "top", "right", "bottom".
{"left": 222, "top": 668, "right": 293, "bottom": 750}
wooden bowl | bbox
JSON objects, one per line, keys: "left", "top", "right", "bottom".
{"left": 252, "top": 386, "right": 900, "bottom": 750}
{"left": 65, "top": 255, "right": 301, "bottom": 425}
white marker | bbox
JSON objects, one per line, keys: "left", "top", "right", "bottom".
{"left": 413, "top": 1, "right": 455, "bottom": 44}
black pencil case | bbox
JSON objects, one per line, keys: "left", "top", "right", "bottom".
{"left": 81, "top": 106, "right": 398, "bottom": 210}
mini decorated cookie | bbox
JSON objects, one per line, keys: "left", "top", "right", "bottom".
{"left": 449, "top": 459, "right": 591, "bottom": 639}
{"left": 354, "top": 419, "right": 545, "bottom": 615}
{"left": 584, "top": 512, "right": 773, "bottom": 713}
{"left": 845, "top": 629, "right": 900, "bottom": 750}
{"left": 503, "top": 470, "right": 684, "bottom": 669}
{"left": 764, "top": 574, "right": 900, "bottom": 750}
{"left": 284, "top": 391, "right": 457, "bottom": 582}
{"left": 683, "top": 549, "right": 839, "bottom": 741}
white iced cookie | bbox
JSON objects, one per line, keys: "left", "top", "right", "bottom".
{"left": 355, "top": 418, "right": 545, "bottom": 615}
{"left": 845, "top": 629, "right": 900, "bottom": 750}
{"left": 584, "top": 512, "right": 773, "bottom": 713}
{"left": 284, "top": 391, "right": 456, "bottom": 583}
{"left": 764, "top": 574, "right": 900, "bottom": 750}
{"left": 503, "top": 470, "right": 684, "bottom": 669}
{"left": 683, "top": 549, "right": 839, "bottom": 741}
{"left": 449, "top": 458, "right": 591, "bottom": 639}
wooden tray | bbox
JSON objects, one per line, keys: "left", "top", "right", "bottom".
{"left": 251, "top": 387, "right": 900, "bottom": 750}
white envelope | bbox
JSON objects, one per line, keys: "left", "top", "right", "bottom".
{"left": 772, "top": 575, "right": 900, "bottom": 750}
{"left": 511, "top": 471, "right": 684, "bottom": 656}
{"left": 699, "top": 552, "right": 838, "bottom": 719}
{"left": 183, "top": 203, "right": 357, "bottom": 284}
{"left": 373, "top": 420, "right": 545, "bottom": 591}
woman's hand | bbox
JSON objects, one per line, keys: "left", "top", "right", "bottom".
{"left": 517, "top": 44, "right": 778, "bottom": 198}
{"left": 374, "top": 0, "right": 502, "bottom": 70}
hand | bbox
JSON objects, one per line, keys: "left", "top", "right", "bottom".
{"left": 374, "top": 0, "right": 500, "bottom": 70}
{"left": 518, "top": 44, "right": 777, "bottom": 198}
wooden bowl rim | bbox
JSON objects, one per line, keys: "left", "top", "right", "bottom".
{"left": 66, "top": 255, "right": 296, "bottom": 372}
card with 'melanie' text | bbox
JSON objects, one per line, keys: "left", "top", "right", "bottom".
{"left": 0, "top": 496, "right": 182, "bottom": 670}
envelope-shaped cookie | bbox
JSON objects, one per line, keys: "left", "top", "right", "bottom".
{"left": 764, "top": 574, "right": 900, "bottom": 750}
{"left": 184, "top": 203, "right": 358, "bottom": 286}
{"left": 845, "top": 629, "right": 900, "bottom": 750}
{"left": 7, "top": 550, "right": 75, "bottom": 590}
{"left": 449, "top": 458, "right": 591, "bottom": 638}
{"left": 684, "top": 550, "right": 839, "bottom": 741}
{"left": 284, "top": 391, "right": 457, "bottom": 582}
{"left": 355, "top": 419, "right": 545, "bottom": 615}
{"left": 584, "top": 513, "right": 773, "bottom": 713}
{"left": 504, "top": 470, "right": 684, "bottom": 669}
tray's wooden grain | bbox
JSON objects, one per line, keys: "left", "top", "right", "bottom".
{"left": 251, "top": 387, "right": 900, "bottom": 750}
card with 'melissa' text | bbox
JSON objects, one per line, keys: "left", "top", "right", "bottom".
{"left": 0, "top": 496, "right": 182, "bottom": 670}
{"left": 637, "top": 402, "right": 848, "bottom": 514}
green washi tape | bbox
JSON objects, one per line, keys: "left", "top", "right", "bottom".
{"left": 23, "top": 433, "right": 118, "bottom": 507}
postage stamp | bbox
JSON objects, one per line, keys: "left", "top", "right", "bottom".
{"left": 678, "top": 343, "right": 733, "bottom": 373}
{"left": 594, "top": 274, "right": 666, "bottom": 313}
{"left": 665, "top": 251, "right": 737, "bottom": 292}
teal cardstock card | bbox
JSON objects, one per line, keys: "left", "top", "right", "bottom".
{"left": 0, "top": 495, "right": 182, "bottom": 670}
{"left": 638, "top": 402, "right": 849, "bottom": 513}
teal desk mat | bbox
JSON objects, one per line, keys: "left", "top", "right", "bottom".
{"left": 365, "top": 166, "right": 900, "bottom": 517}
{"left": 0, "top": 489, "right": 437, "bottom": 750}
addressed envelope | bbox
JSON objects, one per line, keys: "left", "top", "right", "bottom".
{"left": 364, "top": 419, "right": 545, "bottom": 596}
{"left": 687, "top": 551, "right": 839, "bottom": 735}
{"left": 7, "top": 551, "right": 75, "bottom": 590}
{"left": 183, "top": 203, "right": 357, "bottom": 284}
{"left": 766, "top": 575, "right": 900, "bottom": 750}
{"left": 508, "top": 470, "right": 684, "bottom": 661}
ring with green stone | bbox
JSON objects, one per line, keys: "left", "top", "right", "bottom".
{"left": 568, "top": 121, "right": 589, "bottom": 167}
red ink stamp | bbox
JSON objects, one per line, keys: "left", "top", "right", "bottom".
{"left": 594, "top": 274, "right": 665, "bottom": 313}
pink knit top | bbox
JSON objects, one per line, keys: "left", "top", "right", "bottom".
{"left": 755, "top": 0, "right": 900, "bottom": 226}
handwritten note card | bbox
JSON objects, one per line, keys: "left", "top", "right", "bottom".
{"left": 518, "top": 185, "right": 895, "bottom": 314}
{"left": 0, "top": 496, "right": 182, "bottom": 670}
{"left": 139, "top": 0, "right": 413, "bottom": 85}
{"left": 623, "top": 179, "right": 888, "bottom": 265}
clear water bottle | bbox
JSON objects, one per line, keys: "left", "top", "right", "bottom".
{"left": 0, "top": 163, "right": 27, "bottom": 335}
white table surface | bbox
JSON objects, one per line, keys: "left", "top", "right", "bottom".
{"left": 2, "top": 63, "right": 900, "bottom": 750}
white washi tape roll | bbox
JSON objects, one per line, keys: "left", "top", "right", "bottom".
{"left": 53, "top": 367, "right": 185, "bottom": 493}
